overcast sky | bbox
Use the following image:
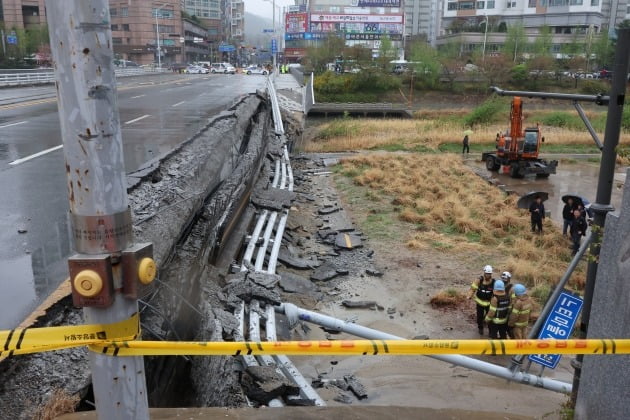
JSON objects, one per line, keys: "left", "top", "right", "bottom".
{"left": 245, "top": 0, "right": 296, "bottom": 20}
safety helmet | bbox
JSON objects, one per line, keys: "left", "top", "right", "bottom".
{"left": 501, "top": 271, "right": 512, "bottom": 281}
{"left": 493, "top": 280, "right": 505, "bottom": 291}
{"left": 483, "top": 265, "right": 493, "bottom": 274}
{"left": 514, "top": 284, "right": 526, "bottom": 296}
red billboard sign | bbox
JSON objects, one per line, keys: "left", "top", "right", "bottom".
{"left": 285, "top": 13, "right": 308, "bottom": 33}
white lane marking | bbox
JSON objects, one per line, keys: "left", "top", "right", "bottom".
{"left": 130, "top": 94, "right": 146, "bottom": 99}
{"left": 124, "top": 114, "right": 151, "bottom": 125}
{"left": 172, "top": 100, "right": 185, "bottom": 107}
{"left": 0, "top": 121, "right": 28, "bottom": 129}
{"left": 9, "top": 145, "right": 63, "bottom": 166}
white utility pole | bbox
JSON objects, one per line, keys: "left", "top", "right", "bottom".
{"left": 45, "top": 1, "right": 155, "bottom": 418}
{"left": 482, "top": 14, "right": 488, "bottom": 63}
{"left": 156, "top": 11, "right": 161, "bottom": 68}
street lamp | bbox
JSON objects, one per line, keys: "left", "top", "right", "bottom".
{"left": 481, "top": 14, "right": 489, "bottom": 63}
{"left": 155, "top": 2, "right": 171, "bottom": 69}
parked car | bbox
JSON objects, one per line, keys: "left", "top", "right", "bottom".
{"left": 114, "top": 59, "right": 139, "bottom": 68}
{"left": 245, "top": 65, "right": 268, "bottom": 75}
{"left": 210, "top": 62, "right": 236, "bottom": 74}
{"left": 186, "top": 65, "right": 209, "bottom": 74}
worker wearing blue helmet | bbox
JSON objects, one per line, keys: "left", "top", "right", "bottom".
{"left": 485, "top": 279, "right": 512, "bottom": 339}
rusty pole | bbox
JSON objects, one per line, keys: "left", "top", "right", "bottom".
{"left": 45, "top": 1, "right": 150, "bottom": 418}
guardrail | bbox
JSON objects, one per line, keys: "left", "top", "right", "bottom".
{"left": 266, "top": 77, "right": 285, "bottom": 136}
{"left": 0, "top": 67, "right": 169, "bottom": 87}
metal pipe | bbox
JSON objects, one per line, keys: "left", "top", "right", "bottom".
{"left": 272, "top": 160, "right": 281, "bottom": 188}
{"left": 277, "top": 303, "right": 572, "bottom": 394}
{"left": 573, "top": 102, "right": 604, "bottom": 151}
{"left": 284, "top": 146, "right": 294, "bottom": 191}
{"left": 311, "top": 73, "right": 315, "bottom": 105}
{"left": 490, "top": 86, "right": 609, "bottom": 105}
{"left": 267, "top": 211, "right": 288, "bottom": 274}
{"left": 255, "top": 211, "right": 278, "bottom": 271}
{"left": 572, "top": 27, "right": 630, "bottom": 404}
{"left": 280, "top": 160, "right": 287, "bottom": 190}
{"left": 45, "top": 1, "right": 148, "bottom": 417}
{"left": 510, "top": 233, "right": 592, "bottom": 368}
{"left": 249, "top": 301, "right": 284, "bottom": 407}
{"left": 242, "top": 210, "right": 268, "bottom": 271}
{"left": 265, "top": 305, "right": 326, "bottom": 406}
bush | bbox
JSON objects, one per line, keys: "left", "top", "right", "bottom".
{"left": 579, "top": 80, "right": 609, "bottom": 95}
{"left": 464, "top": 97, "right": 504, "bottom": 127}
{"left": 623, "top": 107, "right": 630, "bottom": 131}
{"left": 540, "top": 112, "right": 577, "bottom": 129}
{"left": 313, "top": 69, "right": 401, "bottom": 101}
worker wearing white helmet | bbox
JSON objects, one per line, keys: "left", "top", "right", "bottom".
{"left": 508, "top": 284, "right": 533, "bottom": 339}
{"left": 468, "top": 265, "right": 496, "bottom": 335}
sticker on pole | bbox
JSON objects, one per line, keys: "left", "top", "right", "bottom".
{"left": 529, "top": 291, "right": 583, "bottom": 369}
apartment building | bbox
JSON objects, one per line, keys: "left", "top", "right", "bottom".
{"left": 0, "top": 0, "right": 46, "bottom": 29}
{"left": 283, "top": 0, "right": 405, "bottom": 61}
{"left": 404, "top": 0, "right": 441, "bottom": 45}
{"left": 182, "top": 0, "right": 222, "bottom": 42}
{"left": 438, "top": 0, "right": 629, "bottom": 54}
{"left": 223, "top": 0, "right": 244, "bottom": 41}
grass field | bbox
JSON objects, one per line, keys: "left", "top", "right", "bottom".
{"left": 333, "top": 153, "right": 587, "bottom": 302}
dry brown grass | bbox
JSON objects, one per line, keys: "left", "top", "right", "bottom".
{"left": 430, "top": 288, "right": 467, "bottom": 308}
{"left": 305, "top": 117, "right": 630, "bottom": 153}
{"left": 32, "top": 388, "right": 79, "bottom": 420}
{"left": 338, "top": 153, "right": 584, "bottom": 289}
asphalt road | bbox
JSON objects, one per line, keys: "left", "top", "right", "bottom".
{"left": 0, "top": 73, "right": 267, "bottom": 329}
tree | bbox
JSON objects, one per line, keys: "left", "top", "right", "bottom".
{"left": 503, "top": 23, "right": 526, "bottom": 63}
{"left": 408, "top": 40, "right": 440, "bottom": 89}
{"left": 480, "top": 53, "right": 512, "bottom": 86}
{"left": 305, "top": 34, "right": 345, "bottom": 73}
{"left": 377, "top": 35, "right": 396, "bottom": 70}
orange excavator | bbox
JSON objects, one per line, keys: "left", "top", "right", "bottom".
{"left": 482, "top": 97, "right": 558, "bottom": 178}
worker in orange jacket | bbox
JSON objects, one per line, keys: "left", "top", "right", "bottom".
{"left": 508, "top": 284, "right": 533, "bottom": 339}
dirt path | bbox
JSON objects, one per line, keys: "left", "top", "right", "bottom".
{"left": 283, "top": 154, "right": 571, "bottom": 419}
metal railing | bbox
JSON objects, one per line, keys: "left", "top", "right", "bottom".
{"left": 0, "top": 67, "right": 169, "bottom": 87}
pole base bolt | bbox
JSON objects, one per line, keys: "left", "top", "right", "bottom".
{"left": 138, "top": 257, "right": 157, "bottom": 285}
{"left": 74, "top": 270, "right": 103, "bottom": 297}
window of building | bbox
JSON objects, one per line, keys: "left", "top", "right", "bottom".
{"left": 122, "top": 24, "right": 130, "bottom": 31}
{"left": 112, "top": 37, "right": 122, "bottom": 45}
{"left": 506, "top": 1, "right": 517, "bottom": 7}
{"left": 477, "top": 1, "right": 485, "bottom": 8}
{"left": 591, "top": 0, "right": 599, "bottom": 5}
{"left": 569, "top": 0, "right": 582, "bottom": 4}
{"left": 111, "top": 24, "right": 119, "bottom": 31}
{"left": 110, "top": 8, "right": 117, "bottom": 16}
{"left": 210, "top": 11, "right": 219, "bottom": 17}
{"left": 549, "top": 0, "right": 568, "bottom": 5}
{"left": 459, "top": 1, "right": 475, "bottom": 9}
{"left": 152, "top": 8, "right": 174, "bottom": 18}
{"left": 528, "top": 0, "right": 536, "bottom": 7}
{"left": 210, "top": 0, "right": 219, "bottom": 7}
{"left": 447, "top": 2, "right": 458, "bottom": 9}
{"left": 121, "top": 7, "right": 128, "bottom": 17}
{"left": 487, "top": 0, "right": 495, "bottom": 8}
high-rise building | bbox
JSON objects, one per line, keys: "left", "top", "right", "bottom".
{"left": 0, "top": 0, "right": 46, "bottom": 29}
{"left": 182, "top": 0, "right": 222, "bottom": 43}
{"left": 223, "top": 0, "right": 244, "bottom": 41}
{"left": 404, "top": 0, "right": 441, "bottom": 45}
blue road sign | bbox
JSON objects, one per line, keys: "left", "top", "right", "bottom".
{"left": 218, "top": 44, "right": 235, "bottom": 52}
{"left": 263, "top": 29, "right": 275, "bottom": 33}
{"left": 529, "top": 291, "right": 583, "bottom": 369}
{"left": 7, "top": 35, "right": 17, "bottom": 45}
{"left": 271, "top": 38, "right": 277, "bottom": 54}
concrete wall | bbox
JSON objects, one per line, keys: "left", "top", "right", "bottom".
{"left": 575, "top": 169, "right": 630, "bottom": 419}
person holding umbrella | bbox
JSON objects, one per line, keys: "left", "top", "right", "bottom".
{"left": 529, "top": 195, "right": 546, "bottom": 234}
{"left": 562, "top": 196, "right": 575, "bottom": 236}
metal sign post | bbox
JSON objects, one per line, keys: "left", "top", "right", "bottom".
{"left": 45, "top": 1, "right": 155, "bottom": 418}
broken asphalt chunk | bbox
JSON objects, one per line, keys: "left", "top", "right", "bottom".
{"left": 278, "top": 247, "right": 320, "bottom": 270}
{"left": 335, "top": 232, "right": 362, "bottom": 250}
{"left": 251, "top": 188, "right": 296, "bottom": 211}
{"left": 278, "top": 272, "right": 317, "bottom": 293}
{"left": 311, "top": 262, "right": 347, "bottom": 282}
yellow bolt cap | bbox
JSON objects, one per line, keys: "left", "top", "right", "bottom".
{"left": 138, "top": 258, "right": 157, "bottom": 285}
{"left": 74, "top": 270, "right": 103, "bottom": 298}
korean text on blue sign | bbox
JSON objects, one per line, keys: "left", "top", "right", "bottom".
{"left": 271, "top": 38, "right": 277, "bottom": 53}
{"left": 529, "top": 291, "right": 583, "bottom": 369}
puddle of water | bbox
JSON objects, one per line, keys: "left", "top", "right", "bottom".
{"left": 466, "top": 157, "right": 626, "bottom": 225}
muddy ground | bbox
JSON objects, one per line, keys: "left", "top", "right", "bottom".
{"left": 276, "top": 153, "right": 572, "bottom": 419}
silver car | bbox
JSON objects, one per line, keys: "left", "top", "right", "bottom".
{"left": 245, "top": 66, "right": 268, "bottom": 75}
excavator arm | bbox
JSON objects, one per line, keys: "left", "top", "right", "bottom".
{"left": 509, "top": 97, "right": 523, "bottom": 147}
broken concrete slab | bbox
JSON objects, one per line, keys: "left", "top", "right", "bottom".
{"left": 212, "top": 308, "right": 240, "bottom": 338}
{"left": 222, "top": 280, "right": 281, "bottom": 307}
{"left": 323, "top": 212, "right": 354, "bottom": 232}
{"left": 341, "top": 300, "right": 378, "bottom": 309}
{"left": 318, "top": 206, "right": 340, "bottom": 215}
{"left": 278, "top": 272, "right": 317, "bottom": 294}
{"left": 335, "top": 232, "right": 362, "bottom": 250}
{"left": 344, "top": 375, "right": 368, "bottom": 400}
{"left": 241, "top": 365, "right": 300, "bottom": 405}
{"left": 278, "top": 247, "right": 320, "bottom": 270}
{"left": 310, "top": 262, "right": 348, "bottom": 282}
{"left": 251, "top": 188, "right": 296, "bottom": 211}
{"left": 333, "top": 392, "right": 354, "bottom": 404}
{"left": 249, "top": 272, "right": 281, "bottom": 289}
{"left": 365, "top": 268, "right": 383, "bottom": 277}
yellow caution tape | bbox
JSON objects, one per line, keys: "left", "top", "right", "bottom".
{"left": 0, "top": 313, "right": 139, "bottom": 357}
{"left": 90, "top": 338, "right": 630, "bottom": 357}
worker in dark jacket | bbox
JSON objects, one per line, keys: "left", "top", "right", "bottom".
{"left": 468, "top": 265, "right": 495, "bottom": 335}
{"left": 562, "top": 197, "right": 575, "bottom": 236}
{"left": 485, "top": 280, "right": 511, "bottom": 339}
{"left": 462, "top": 135, "right": 470, "bottom": 154}
{"left": 570, "top": 209, "right": 588, "bottom": 255}
{"left": 529, "top": 196, "right": 545, "bottom": 234}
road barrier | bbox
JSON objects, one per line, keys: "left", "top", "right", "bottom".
{"left": 0, "top": 68, "right": 168, "bottom": 87}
